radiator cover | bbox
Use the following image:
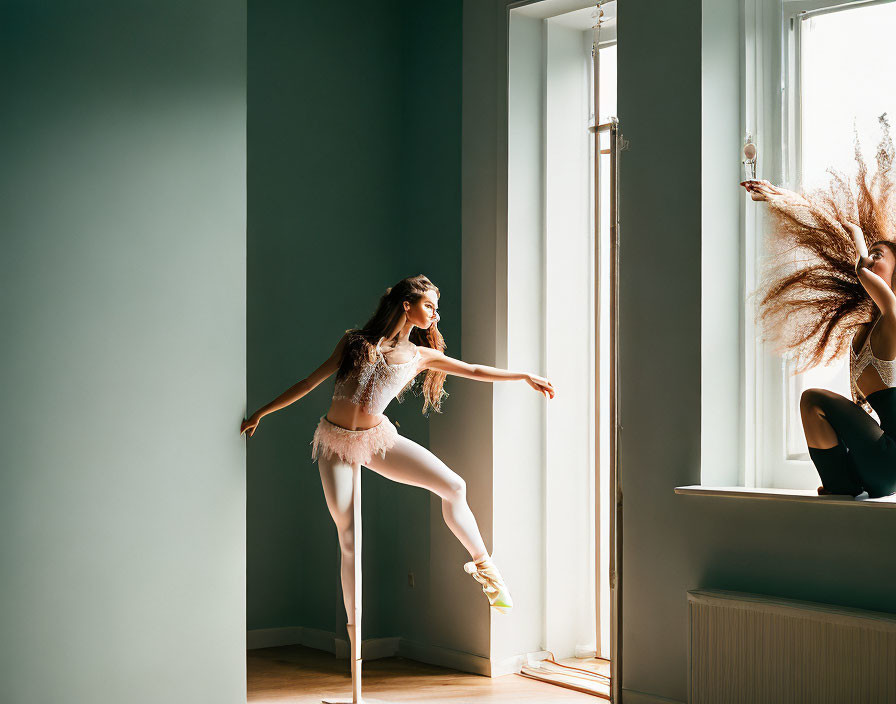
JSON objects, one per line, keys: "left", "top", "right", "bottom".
{"left": 688, "top": 589, "right": 896, "bottom": 703}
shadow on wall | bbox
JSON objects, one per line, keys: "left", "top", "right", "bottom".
{"left": 247, "top": 0, "right": 464, "bottom": 646}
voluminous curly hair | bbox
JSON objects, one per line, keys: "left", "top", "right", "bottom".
{"left": 335, "top": 274, "right": 449, "bottom": 416}
{"left": 754, "top": 114, "right": 896, "bottom": 410}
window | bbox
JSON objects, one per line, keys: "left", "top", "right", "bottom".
{"left": 748, "top": 0, "right": 896, "bottom": 489}
{"left": 507, "top": 2, "right": 620, "bottom": 668}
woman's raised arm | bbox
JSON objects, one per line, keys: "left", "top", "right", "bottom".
{"left": 240, "top": 333, "right": 349, "bottom": 437}
{"left": 843, "top": 221, "right": 896, "bottom": 317}
{"left": 740, "top": 179, "right": 809, "bottom": 206}
{"left": 419, "top": 348, "right": 555, "bottom": 399}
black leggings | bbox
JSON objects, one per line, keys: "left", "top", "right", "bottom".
{"left": 803, "top": 387, "right": 896, "bottom": 498}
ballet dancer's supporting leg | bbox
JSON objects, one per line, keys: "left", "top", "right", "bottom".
{"left": 317, "top": 455, "right": 358, "bottom": 622}
{"left": 349, "top": 462, "right": 362, "bottom": 703}
{"left": 365, "top": 435, "right": 489, "bottom": 562}
{"left": 319, "top": 454, "right": 398, "bottom": 704}
{"left": 800, "top": 388, "right": 882, "bottom": 496}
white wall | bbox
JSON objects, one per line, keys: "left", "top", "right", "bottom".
{"left": 544, "top": 20, "right": 598, "bottom": 658}
{"left": 463, "top": 0, "right": 606, "bottom": 675}
{"left": 458, "top": 0, "right": 601, "bottom": 674}
{"left": 491, "top": 9, "right": 550, "bottom": 672}
{"left": 701, "top": 0, "right": 744, "bottom": 487}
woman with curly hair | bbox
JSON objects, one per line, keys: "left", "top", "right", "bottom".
{"left": 241, "top": 274, "right": 555, "bottom": 642}
{"left": 742, "top": 120, "right": 896, "bottom": 498}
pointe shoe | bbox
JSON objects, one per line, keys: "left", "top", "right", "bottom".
{"left": 463, "top": 554, "right": 513, "bottom": 614}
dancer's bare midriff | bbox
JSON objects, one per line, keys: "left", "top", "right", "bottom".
{"left": 325, "top": 398, "right": 387, "bottom": 431}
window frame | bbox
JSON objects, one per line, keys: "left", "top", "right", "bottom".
{"left": 744, "top": 0, "right": 895, "bottom": 489}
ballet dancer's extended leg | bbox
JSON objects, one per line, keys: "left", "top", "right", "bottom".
{"left": 365, "top": 435, "right": 489, "bottom": 562}
{"left": 317, "top": 453, "right": 358, "bottom": 623}
{"left": 800, "top": 388, "right": 883, "bottom": 496}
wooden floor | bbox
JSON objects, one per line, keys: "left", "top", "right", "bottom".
{"left": 248, "top": 644, "right": 602, "bottom": 703}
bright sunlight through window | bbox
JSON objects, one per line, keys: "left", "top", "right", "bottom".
{"left": 785, "top": 0, "right": 896, "bottom": 459}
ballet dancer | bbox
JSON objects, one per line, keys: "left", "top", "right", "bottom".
{"left": 741, "top": 118, "right": 896, "bottom": 498}
{"left": 240, "top": 274, "right": 555, "bottom": 633}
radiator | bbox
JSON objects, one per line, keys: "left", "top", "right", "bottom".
{"left": 688, "top": 589, "right": 896, "bottom": 704}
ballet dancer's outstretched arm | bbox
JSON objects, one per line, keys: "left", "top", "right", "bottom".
{"left": 417, "top": 348, "right": 555, "bottom": 399}
{"left": 240, "top": 333, "right": 348, "bottom": 437}
{"left": 739, "top": 178, "right": 810, "bottom": 207}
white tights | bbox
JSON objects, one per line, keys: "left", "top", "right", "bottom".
{"left": 316, "top": 433, "right": 489, "bottom": 623}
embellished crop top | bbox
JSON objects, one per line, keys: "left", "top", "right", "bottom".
{"left": 331, "top": 338, "right": 422, "bottom": 415}
{"left": 849, "top": 317, "right": 896, "bottom": 403}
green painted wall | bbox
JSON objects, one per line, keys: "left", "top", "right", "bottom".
{"left": 247, "top": 0, "right": 462, "bottom": 641}
{"left": 619, "top": 2, "right": 896, "bottom": 701}
{"left": 0, "top": 1, "right": 247, "bottom": 702}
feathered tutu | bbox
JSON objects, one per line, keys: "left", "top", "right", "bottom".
{"left": 310, "top": 415, "right": 399, "bottom": 467}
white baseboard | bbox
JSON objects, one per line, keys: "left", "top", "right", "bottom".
{"left": 622, "top": 688, "right": 685, "bottom": 704}
{"left": 490, "top": 649, "right": 551, "bottom": 678}
{"left": 247, "top": 627, "right": 539, "bottom": 678}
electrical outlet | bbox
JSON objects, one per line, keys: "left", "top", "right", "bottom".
{"left": 407, "top": 572, "right": 415, "bottom": 588}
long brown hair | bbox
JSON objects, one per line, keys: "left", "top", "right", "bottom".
{"left": 754, "top": 115, "right": 896, "bottom": 410}
{"left": 335, "top": 274, "right": 449, "bottom": 415}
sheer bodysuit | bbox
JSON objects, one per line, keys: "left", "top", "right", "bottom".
{"left": 327, "top": 337, "right": 421, "bottom": 430}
